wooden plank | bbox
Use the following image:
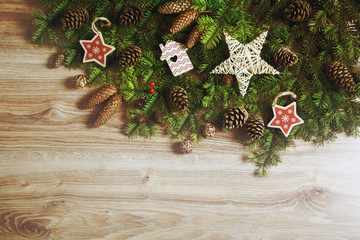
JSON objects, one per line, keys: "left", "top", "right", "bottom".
{"left": 1, "top": 143, "right": 360, "bottom": 239}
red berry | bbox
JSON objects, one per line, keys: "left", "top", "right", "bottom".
{"left": 150, "top": 88, "right": 155, "bottom": 93}
{"left": 149, "top": 82, "right": 155, "bottom": 87}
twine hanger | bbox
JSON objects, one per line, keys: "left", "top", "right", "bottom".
{"left": 272, "top": 92, "right": 297, "bottom": 107}
{"left": 92, "top": 17, "right": 112, "bottom": 35}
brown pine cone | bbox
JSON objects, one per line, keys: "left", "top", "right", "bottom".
{"left": 187, "top": 25, "right": 202, "bottom": 49}
{"left": 170, "top": 9, "right": 199, "bottom": 34}
{"left": 73, "top": 75, "right": 87, "bottom": 88}
{"left": 245, "top": 115, "right": 265, "bottom": 141}
{"left": 137, "top": 113, "right": 149, "bottom": 124}
{"left": 119, "top": 46, "right": 142, "bottom": 68}
{"left": 134, "top": 99, "right": 146, "bottom": 109}
{"left": 285, "top": 0, "right": 312, "bottom": 22}
{"left": 203, "top": 123, "right": 216, "bottom": 138}
{"left": 274, "top": 48, "right": 298, "bottom": 67}
{"left": 61, "top": 6, "right": 90, "bottom": 31}
{"left": 153, "top": 112, "right": 163, "bottom": 124}
{"left": 170, "top": 86, "right": 188, "bottom": 111}
{"left": 328, "top": 61, "right": 356, "bottom": 92}
{"left": 158, "top": 0, "right": 191, "bottom": 14}
{"left": 53, "top": 53, "right": 65, "bottom": 68}
{"left": 93, "top": 94, "right": 122, "bottom": 127}
{"left": 222, "top": 75, "right": 233, "bottom": 86}
{"left": 223, "top": 107, "right": 249, "bottom": 129}
{"left": 119, "top": 6, "right": 144, "bottom": 27}
{"left": 83, "top": 85, "right": 117, "bottom": 109}
{"left": 180, "top": 139, "right": 193, "bottom": 154}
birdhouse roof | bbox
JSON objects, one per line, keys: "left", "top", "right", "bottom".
{"left": 160, "top": 41, "right": 188, "bottom": 60}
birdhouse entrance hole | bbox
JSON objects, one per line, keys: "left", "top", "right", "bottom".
{"left": 170, "top": 55, "right": 178, "bottom": 62}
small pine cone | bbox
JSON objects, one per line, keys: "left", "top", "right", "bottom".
{"left": 245, "top": 115, "right": 265, "bottom": 141}
{"left": 328, "top": 61, "right": 356, "bottom": 92}
{"left": 274, "top": 48, "right": 298, "bottom": 67}
{"left": 61, "top": 6, "right": 90, "bottom": 31}
{"left": 222, "top": 75, "right": 233, "bottom": 86}
{"left": 158, "top": 0, "right": 191, "bottom": 14}
{"left": 153, "top": 112, "right": 163, "bottom": 124}
{"left": 187, "top": 25, "right": 202, "bottom": 49}
{"left": 137, "top": 113, "right": 149, "bottom": 124}
{"left": 134, "top": 99, "right": 146, "bottom": 109}
{"left": 83, "top": 85, "right": 117, "bottom": 109}
{"left": 93, "top": 94, "right": 122, "bottom": 127}
{"left": 180, "top": 139, "right": 193, "bottom": 154}
{"left": 285, "top": 0, "right": 312, "bottom": 22}
{"left": 223, "top": 107, "right": 249, "bottom": 129}
{"left": 53, "top": 53, "right": 65, "bottom": 68}
{"left": 203, "top": 123, "right": 216, "bottom": 138}
{"left": 170, "top": 86, "right": 188, "bottom": 111}
{"left": 170, "top": 9, "right": 199, "bottom": 34}
{"left": 119, "top": 6, "right": 144, "bottom": 27}
{"left": 73, "top": 75, "right": 87, "bottom": 88}
{"left": 119, "top": 46, "right": 142, "bottom": 68}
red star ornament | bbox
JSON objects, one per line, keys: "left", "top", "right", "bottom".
{"left": 80, "top": 33, "right": 115, "bottom": 67}
{"left": 268, "top": 102, "right": 304, "bottom": 137}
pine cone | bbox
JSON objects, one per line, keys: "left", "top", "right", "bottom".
{"left": 328, "top": 61, "right": 356, "bottom": 92}
{"left": 153, "top": 112, "right": 163, "bottom": 124}
{"left": 245, "top": 115, "right": 265, "bottom": 141}
{"left": 170, "top": 86, "right": 188, "bottom": 111}
{"left": 73, "top": 75, "right": 87, "bottom": 88}
{"left": 222, "top": 75, "right": 233, "bottom": 86}
{"left": 119, "top": 6, "right": 144, "bottom": 27}
{"left": 119, "top": 46, "right": 142, "bottom": 68}
{"left": 61, "top": 6, "right": 90, "bottom": 31}
{"left": 285, "top": 1, "right": 312, "bottom": 22}
{"left": 83, "top": 85, "right": 117, "bottom": 109}
{"left": 170, "top": 9, "right": 199, "bottom": 34}
{"left": 274, "top": 48, "right": 298, "bottom": 67}
{"left": 93, "top": 94, "right": 122, "bottom": 127}
{"left": 223, "top": 107, "right": 249, "bottom": 129}
{"left": 138, "top": 113, "right": 149, "bottom": 124}
{"left": 158, "top": 0, "right": 191, "bottom": 14}
{"left": 203, "top": 123, "right": 216, "bottom": 138}
{"left": 180, "top": 139, "right": 193, "bottom": 154}
{"left": 187, "top": 25, "right": 202, "bottom": 49}
{"left": 134, "top": 99, "right": 146, "bottom": 109}
{"left": 53, "top": 53, "right": 65, "bottom": 68}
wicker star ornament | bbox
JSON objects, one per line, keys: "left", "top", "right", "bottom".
{"left": 211, "top": 32, "right": 280, "bottom": 97}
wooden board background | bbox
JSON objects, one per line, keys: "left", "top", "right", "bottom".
{"left": 1, "top": 1, "right": 360, "bottom": 239}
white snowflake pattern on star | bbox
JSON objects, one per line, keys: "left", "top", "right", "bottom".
{"left": 92, "top": 47, "right": 100, "bottom": 55}
{"left": 281, "top": 115, "right": 290, "bottom": 123}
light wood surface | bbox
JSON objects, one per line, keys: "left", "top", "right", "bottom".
{"left": 1, "top": 1, "right": 360, "bottom": 239}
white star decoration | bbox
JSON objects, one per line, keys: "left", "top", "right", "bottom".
{"left": 211, "top": 31, "right": 280, "bottom": 97}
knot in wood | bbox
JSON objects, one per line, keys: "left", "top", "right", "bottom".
{"left": 18, "top": 220, "right": 48, "bottom": 238}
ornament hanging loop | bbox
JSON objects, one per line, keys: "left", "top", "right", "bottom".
{"left": 92, "top": 17, "right": 111, "bottom": 35}
{"left": 272, "top": 92, "right": 297, "bottom": 107}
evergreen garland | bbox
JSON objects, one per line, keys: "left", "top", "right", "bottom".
{"left": 32, "top": 0, "right": 360, "bottom": 176}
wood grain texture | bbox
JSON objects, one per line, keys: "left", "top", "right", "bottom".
{"left": 1, "top": 1, "right": 360, "bottom": 239}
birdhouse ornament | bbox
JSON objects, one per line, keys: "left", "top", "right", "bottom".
{"left": 160, "top": 41, "right": 193, "bottom": 76}
{"left": 268, "top": 92, "right": 304, "bottom": 137}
